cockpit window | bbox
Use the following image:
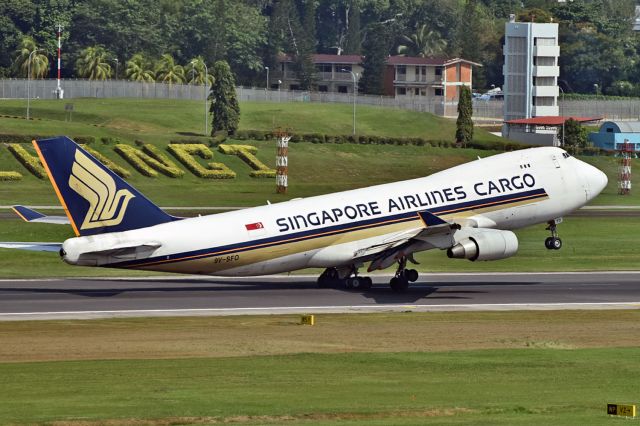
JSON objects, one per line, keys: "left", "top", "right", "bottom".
{"left": 562, "top": 152, "right": 571, "bottom": 159}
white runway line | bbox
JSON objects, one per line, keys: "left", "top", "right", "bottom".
{"left": 1, "top": 302, "right": 639, "bottom": 321}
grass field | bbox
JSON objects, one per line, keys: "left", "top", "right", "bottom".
{"left": 1, "top": 311, "right": 639, "bottom": 425}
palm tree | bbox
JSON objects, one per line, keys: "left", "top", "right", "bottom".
{"left": 12, "top": 37, "right": 49, "bottom": 78}
{"left": 75, "top": 46, "right": 112, "bottom": 80}
{"left": 125, "top": 53, "right": 155, "bottom": 82}
{"left": 397, "top": 25, "right": 447, "bottom": 57}
{"left": 185, "top": 56, "right": 214, "bottom": 85}
{"left": 155, "top": 54, "right": 185, "bottom": 84}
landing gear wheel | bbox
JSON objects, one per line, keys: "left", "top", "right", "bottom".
{"left": 317, "top": 268, "right": 339, "bottom": 288}
{"left": 390, "top": 276, "right": 409, "bottom": 292}
{"left": 362, "top": 276, "right": 373, "bottom": 290}
{"left": 404, "top": 269, "right": 419, "bottom": 282}
{"left": 545, "top": 219, "right": 563, "bottom": 251}
{"left": 544, "top": 237, "right": 554, "bottom": 250}
{"left": 346, "top": 277, "right": 360, "bottom": 289}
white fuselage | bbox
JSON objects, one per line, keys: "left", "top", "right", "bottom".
{"left": 61, "top": 147, "right": 607, "bottom": 275}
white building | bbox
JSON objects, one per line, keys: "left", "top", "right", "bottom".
{"left": 502, "top": 17, "right": 560, "bottom": 143}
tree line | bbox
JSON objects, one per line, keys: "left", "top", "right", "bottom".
{"left": 1, "top": 0, "right": 639, "bottom": 95}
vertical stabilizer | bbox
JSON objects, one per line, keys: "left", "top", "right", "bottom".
{"left": 34, "top": 136, "right": 175, "bottom": 236}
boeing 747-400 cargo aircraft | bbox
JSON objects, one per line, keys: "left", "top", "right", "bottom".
{"left": 1, "top": 136, "right": 607, "bottom": 291}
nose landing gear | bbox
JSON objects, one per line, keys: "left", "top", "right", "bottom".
{"left": 544, "top": 218, "right": 563, "bottom": 250}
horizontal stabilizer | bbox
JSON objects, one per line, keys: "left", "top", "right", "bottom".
{"left": 12, "top": 205, "right": 70, "bottom": 225}
{"left": 0, "top": 242, "right": 62, "bottom": 252}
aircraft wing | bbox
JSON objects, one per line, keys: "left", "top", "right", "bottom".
{"left": 354, "top": 210, "right": 459, "bottom": 272}
{"left": 12, "top": 205, "right": 70, "bottom": 225}
{"left": 0, "top": 242, "right": 62, "bottom": 252}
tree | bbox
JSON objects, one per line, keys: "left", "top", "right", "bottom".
{"left": 125, "top": 53, "right": 155, "bottom": 82}
{"left": 456, "top": 85, "right": 473, "bottom": 146}
{"left": 75, "top": 46, "right": 112, "bottom": 80}
{"left": 155, "top": 53, "right": 185, "bottom": 84}
{"left": 561, "top": 118, "right": 588, "bottom": 149}
{"left": 456, "top": 0, "right": 485, "bottom": 88}
{"left": 186, "top": 56, "right": 214, "bottom": 85}
{"left": 294, "top": 0, "right": 317, "bottom": 90}
{"left": 12, "top": 36, "right": 49, "bottom": 79}
{"left": 209, "top": 60, "right": 240, "bottom": 135}
{"left": 397, "top": 24, "right": 446, "bottom": 57}
{"left": 359, "top": 22, "right": 392, "bottom": 95}
{"left": 343, "top": 0, "right": 361, "bottom": 54}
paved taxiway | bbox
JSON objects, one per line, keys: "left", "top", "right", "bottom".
{"left": 0, "top": 272, "right": 638, "bottom": 320}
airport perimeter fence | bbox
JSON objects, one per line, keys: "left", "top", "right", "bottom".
{"left": 2, "top": 79, "right": 639, "bottom": 121}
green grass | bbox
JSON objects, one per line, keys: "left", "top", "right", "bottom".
{"left": 0, "top": 98, "right": 504, "bottom": 143}
{"left": 0, "top": 215, "right": 638, "bottom": 277}
{"left": 1, "top": 348, "right": 638, "bottom": 424}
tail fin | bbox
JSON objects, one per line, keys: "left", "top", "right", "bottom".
{"left": 34, "top": 136, "right": 176, "bottom": 236}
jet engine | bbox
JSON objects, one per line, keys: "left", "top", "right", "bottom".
{"left": 447, "top": 229, "right": 518, "bottom": 261}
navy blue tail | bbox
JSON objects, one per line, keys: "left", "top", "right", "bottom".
{"left": 35, "top": 136, "right": 176, "bottom": 236}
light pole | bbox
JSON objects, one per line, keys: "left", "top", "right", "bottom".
{"left": 342, "top": 68, "right": 357, "bottom": 134}
{"left": 265, "top": 66, "right": 269, "bottom": 89}
{"left": 558, "top": 85, "right": 565, "bottom": 147}
{"left": 114, "top": 58, "right": 119, "bottom": 80}
{"left": 203, "top": 62, "right": 209, "bottom": 136}
{"left": 191, "top": 60, "right": 209, "bottom": 136}
{"left": 26, "top": 49, "right": 43, "bottom": 120}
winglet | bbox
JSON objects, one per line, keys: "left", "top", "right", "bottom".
{"left": 417, "top": 210, "right": 448, "bottom": 227}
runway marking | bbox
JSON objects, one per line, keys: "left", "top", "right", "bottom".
{"left": 1, "top": 302, "right": 640, "bottom": 321}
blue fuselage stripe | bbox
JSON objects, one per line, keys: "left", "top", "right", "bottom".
{"left": 110, "top": 188, "right": 548, "bottom": 268}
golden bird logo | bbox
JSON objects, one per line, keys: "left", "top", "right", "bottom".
{"left": 68, "top": 149, "right": 135, "bottom": 230}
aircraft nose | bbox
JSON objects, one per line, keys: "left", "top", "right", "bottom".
{"left": 580, "top": 161, "right": 608, "bottom": 199}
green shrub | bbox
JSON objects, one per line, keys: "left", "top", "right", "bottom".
{"left": 83, "top": 146, "right": 131, "bottom": 178}
{"left": 6, "top": 144, "right": 46, "bottom": 179}
{"left": 167, "top": 144, "right": 236, "bottom": 179}
{"left": 169, "top": 138, "right": 212, "bottom": 145}
{"left": 142, "top": 144, "right": 185, "bottom": 177}
{"left": 100, "top": 137, "right": 118, "bottom": 145}
{"left": 0, "top": 134, "right": 41, "bottom": 143}
{"left": 218, "top": 144, "right": 275, "bottom": 178}
{"left": 0, "top": 171, "right": 22, "bottom": 181}
{"left": 73, "top": 136, "right": 95, "bottom": 145}
{"left": 115, "top": 144, "right": 184, "bottom": 178}
{"left": 234, "top": 130, "right": 250, "bottom": 140}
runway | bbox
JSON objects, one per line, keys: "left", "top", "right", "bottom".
{"left": 0, "top": 272, "right": 639, "bottom": 320}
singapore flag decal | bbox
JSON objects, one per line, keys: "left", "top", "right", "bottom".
{"left": 245, "top": 222, "right": 264, "bottom": 231}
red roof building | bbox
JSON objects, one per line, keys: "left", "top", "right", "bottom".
{"left": 275, "top": 54, "right": 481, "bottom": 106}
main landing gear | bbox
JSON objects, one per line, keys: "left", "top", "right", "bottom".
{"left": 317, "top": 267, "right": 373, "bottom": 290}
{"left": 544, "top": 218, "right": 563, "bottom": 250}
{"left": 389, "top": 256, "right": 419, "bottom": 293}
{"left": 317, "top": 257, "right": 419, "bottom": 293}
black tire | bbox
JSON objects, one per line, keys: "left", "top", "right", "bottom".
{"left": 405, "top": 269, "right": 419, "bottom": 282}
{"left": 317, "top": 276, "right": 330, "bottom": 288}
{"left": 390, "top": 276, "right": 409, "bottom": 292}
{"left": 544, "top": 237, "right": 554, "bottom": 250}
{"left": 552, "top": 237, "right": 562, "bottom": 250}
{"left": 361, "top": 277, "right": 373, "bottom": 290}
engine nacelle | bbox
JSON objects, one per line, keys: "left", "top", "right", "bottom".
{"left": 447, "top": 229, "right": 518, "bottom": 261}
